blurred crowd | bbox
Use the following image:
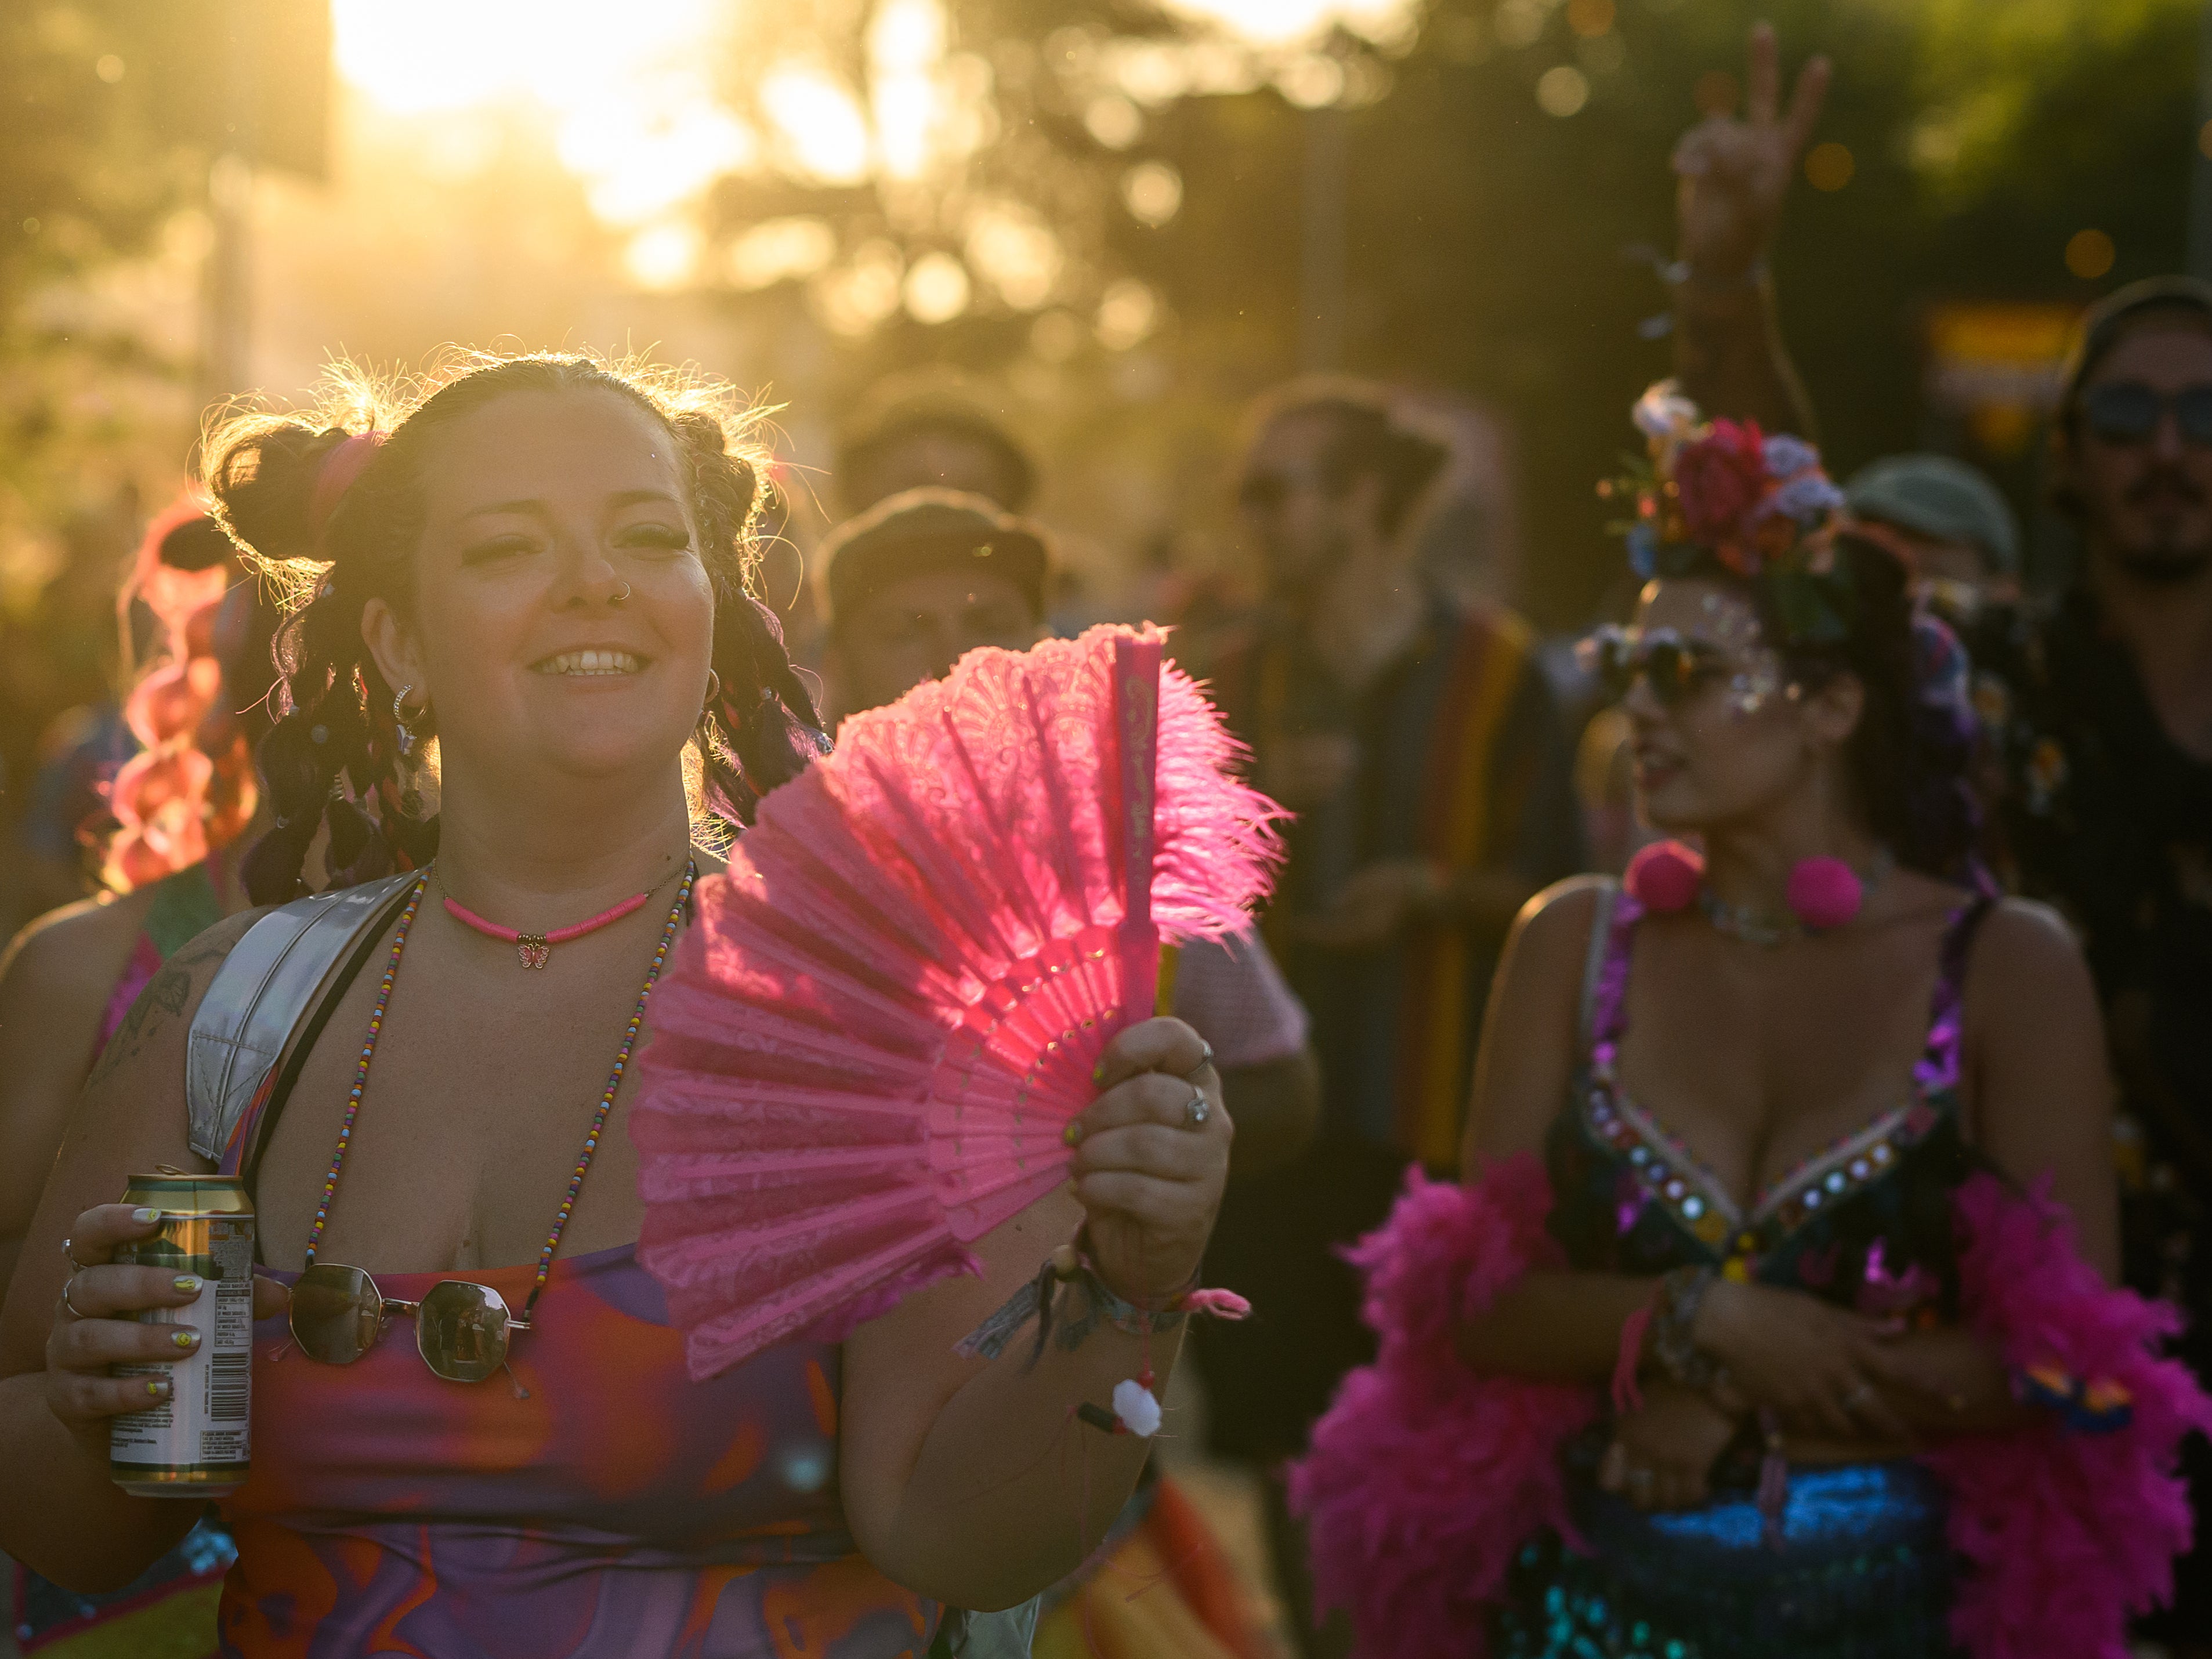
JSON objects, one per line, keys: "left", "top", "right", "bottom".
{"left": 4, "top": 21, "right": 2212, "bottom": 1659}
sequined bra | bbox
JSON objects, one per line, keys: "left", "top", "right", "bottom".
{"left": 1545, "top": 884, "right": 1990, "bottom": 1316}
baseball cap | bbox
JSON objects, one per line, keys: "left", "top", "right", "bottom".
{"left": 820, "top": 487, "right": 1051, "bottom": 628}
{"left": 1844, "top": 454, "right": 2021, "bottom": 576}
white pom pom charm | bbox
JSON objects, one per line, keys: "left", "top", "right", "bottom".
{"left": 1112, "top": 1377, "right": 1163, "bottom": 1438}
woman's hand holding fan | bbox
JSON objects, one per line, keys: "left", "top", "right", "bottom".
{"left": 1065, "top": 1017, "right": 1230, "bottom": 1304}
{"left": 632, "top": 625, "right": 1283, "bottom": 1380}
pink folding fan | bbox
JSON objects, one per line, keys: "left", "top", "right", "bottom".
{"left": 632, "top": 626, "right": 1284, "bottom": 1379}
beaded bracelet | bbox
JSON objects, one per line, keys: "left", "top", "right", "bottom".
{"left": 1651, "top": 1265, "right": 1722, "bottom": 1391}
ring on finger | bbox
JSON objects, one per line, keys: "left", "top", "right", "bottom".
{"left": 60, "top": 1276, "right": 92, "bottom": 1320}
{"left": 1178, "top": 1041, "right": 1216, "bottom": 1081}
{"left": 1182, "top": 1091, "right": 1211, "bottom": 1129}
{"left": 61, "top": 1236, "right": 90, "bottom": 1272}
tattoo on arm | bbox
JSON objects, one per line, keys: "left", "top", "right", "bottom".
{"left": 84, "top": 934, "right": 230, "bottom": 1090}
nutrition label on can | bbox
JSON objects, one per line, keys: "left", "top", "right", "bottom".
{"left": 112, "top": 1216, "right": 254, "bottom": 1472}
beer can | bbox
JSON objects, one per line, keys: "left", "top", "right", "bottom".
{"left": 109, "top": 1171, "right": 254, "bottom": 1497}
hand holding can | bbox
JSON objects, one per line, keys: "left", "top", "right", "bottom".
{"left": 44, "top": 1175, "right": 268, "bottom": 1497}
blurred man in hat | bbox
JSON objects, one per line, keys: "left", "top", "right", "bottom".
{"left": 1182, "top": 375, "right": 1584, "bottom": 1657}
{"left": 817, "top": 486, "right": 1322, "bottom": 1178}
{"left": 819, "top": 486, "right": 1320, "bottom": 1659}
{"left": 1845, "top": 451, "right": 2022, "bottom": 610}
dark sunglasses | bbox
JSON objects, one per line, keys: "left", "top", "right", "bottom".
{"left": 2080, "top": 382, "right": 2212, "bottom": 447}
{"left": 1580, "top": 625, "right": 1731, "bottom": 709}
{"left": 290, "top": 1263, "right": 530, "bottom": 1383}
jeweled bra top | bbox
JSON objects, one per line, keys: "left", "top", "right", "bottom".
{"left": 1545, "top": 884, "right": 1992, "bottom": 1317}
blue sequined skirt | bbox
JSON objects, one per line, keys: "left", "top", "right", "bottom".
{"left": 1496, "top": 1461, "right": 1955, "bottom": 1659}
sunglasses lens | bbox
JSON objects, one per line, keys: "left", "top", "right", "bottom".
{"left": 1643, "top": 642, "right": 1692, "bottom": 705}
{"left": 2178, "top": 388, "right": 2212, "bottom": 445}
{"left": 292, "top": 1265, "right": 383, "bottom": 1365}
{"left": 2084, "top": 383, "right": 2160, "bottom": 443}
{"left": 417, "top": 1281, "right": 511, "bottom": 1383}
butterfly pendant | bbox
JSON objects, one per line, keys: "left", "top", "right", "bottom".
{"left": 517, "top": 934, "right": 552, "bottom": 970}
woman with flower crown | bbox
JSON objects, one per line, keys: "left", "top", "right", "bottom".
{"left": 0, "top": 352, "right": 1236, "bottom": 1658}
{"left": 1290, "top": 386, "right": 2212, "bottom": 1659}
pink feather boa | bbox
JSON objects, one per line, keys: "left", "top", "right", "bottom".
{"left": 1287, "top": 1154, "right": 2212, "bottom": 1659}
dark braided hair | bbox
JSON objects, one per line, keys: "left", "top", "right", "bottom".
{"left": 201, "top": 352, "right": 827, "bottom": 905}
{"left": 1696, "top": 534, "right": 1981, "bottom": 885}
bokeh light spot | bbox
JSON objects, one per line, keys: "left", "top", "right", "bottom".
{"left": 904, "top": 251, "right": 972, "bottom": 324}
{"left": 724, "top": 218, "right": 837, "bottom": 292}
{"left": 1494, "top": 0, "right": 1547, "bottom": 50}
{"left": 1805, "top": 142, "right": 1855, "bottom": 192}
{"left": 1536, "top": 66, "right": 1590, "bottom": 118}
{"left": 2065, "top": 229, "right": 2116, "bottom": 281}
{"left": 1123, "top": 162, "right": 1184, "bottom": 227}
{"left": 95, "top": 55, "right": 126, "bottom": 84}
{"left": 1096, "top": 279, "right": 1160, "bottom": 350}
{"left": 624, "top": 222, "right": 701, "bottom": 292}
{"left": 1279, "top": 55, "right": 1348, "bottom": 109}
{"left": 1566, "top": 0, "right": 1614, "bottom": 39}
{"left": 1084, "top": 94, "right": 1143, "bottom": 149}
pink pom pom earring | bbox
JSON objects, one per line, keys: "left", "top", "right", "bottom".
{"left": 1624, "top": 838, "right": 1888, "bottom": 946}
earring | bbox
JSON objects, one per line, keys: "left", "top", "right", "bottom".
{"left": 393, "top": 684, "right": 429, "bottom": 758}
{"left": 701, "top": 669, "right": 722, "bottom": 718}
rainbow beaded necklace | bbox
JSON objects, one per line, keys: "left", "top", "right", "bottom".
{"left": 302, "top": 858, "right": 697, "bottom": 1319}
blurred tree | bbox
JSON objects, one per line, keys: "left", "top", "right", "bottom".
{"left": 687, "top": 0, "right": 2200, "bottom": 625}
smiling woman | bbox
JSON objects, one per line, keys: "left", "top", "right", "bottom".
{"left": 0, "top": 349, "right": 1236, "bottom": 1659}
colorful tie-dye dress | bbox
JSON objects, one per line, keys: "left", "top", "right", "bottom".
{"left": 214, "top": 1118, "right": 938, "bottom": 1656}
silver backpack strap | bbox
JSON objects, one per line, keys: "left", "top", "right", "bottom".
{"left": 186, "top": 872, "right": 417, "bottom": 1165}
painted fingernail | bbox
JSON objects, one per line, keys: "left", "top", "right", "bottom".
{"left": 146, "top": 1379, "right": 169, "bottom": 1398}
{"left": 172, "top": 1330, "right": 200, "bottom": 1349}
{"left": 1062, "top": 1123, "right": 1083, "bottom": 1147}
{"left": 1091, "top": 1060, "right": 1106, "bottom": 1086}
{"left": 173, "top": 1276, "right": 202, "bottom": 1294}
{"left": 132, "top": 1208, "right": 161, "bottom": 1225}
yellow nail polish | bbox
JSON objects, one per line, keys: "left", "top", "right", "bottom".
{"left": 173, "top": 1276, "right": 202, "bottom": 1294}
{"left": 1091, "top": 1060, "right": 1106, "bottom": 1086}
{"left": 172, "top": 1330, "right": 199, "bottom": 1349}
{"left": 1062, "top": 1123, "right": 1082, "bottom": 1147}
{"left": 146, "top": 1379, "right": 168, "bottom": 1397}
{"left": 132, "top": 1207, "right": 161, "bottom": 1225}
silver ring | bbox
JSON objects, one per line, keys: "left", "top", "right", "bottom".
{"left": 61, "top": 1236, "right": 89, "bottom": 1272}
{"left": 1179, "top": 1041, "right": 1216, "bottom": 1081}
{"left": 60, "top": 1275, "right": 91, "bottom": 1321}
{"left": 1183, "top": 1091, "right": 1211, "bottom": 1129}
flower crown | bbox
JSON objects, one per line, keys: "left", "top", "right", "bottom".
{"left": 1602, "top": 381, "right": 1854, "bottom": 646}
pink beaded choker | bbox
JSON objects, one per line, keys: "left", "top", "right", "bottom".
{"left": 304, "top": 859, "right": 697, "bottom": 1320}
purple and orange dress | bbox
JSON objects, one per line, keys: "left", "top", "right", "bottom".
{"left": 191, "top": 873, "right": 939, "bottom": 1659}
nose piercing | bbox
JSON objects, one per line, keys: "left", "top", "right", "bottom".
{"left": 611, "top": 582, "right": 632, "bottom": 603}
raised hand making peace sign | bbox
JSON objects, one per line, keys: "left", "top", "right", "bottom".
{"left": 1672, "top": 22, "right": 1832, "bottom": 283}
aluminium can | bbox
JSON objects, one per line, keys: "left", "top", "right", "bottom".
{"left": 109, "top": 1171, "right": 254, "bottom": 1497}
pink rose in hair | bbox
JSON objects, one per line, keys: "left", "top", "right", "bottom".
{"left": 1672, "top": 418, "right": 1772, "bottom": 550}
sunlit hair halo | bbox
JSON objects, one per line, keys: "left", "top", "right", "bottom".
{"left": 202, "top": 349, "right": 828, "bottom": 906}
